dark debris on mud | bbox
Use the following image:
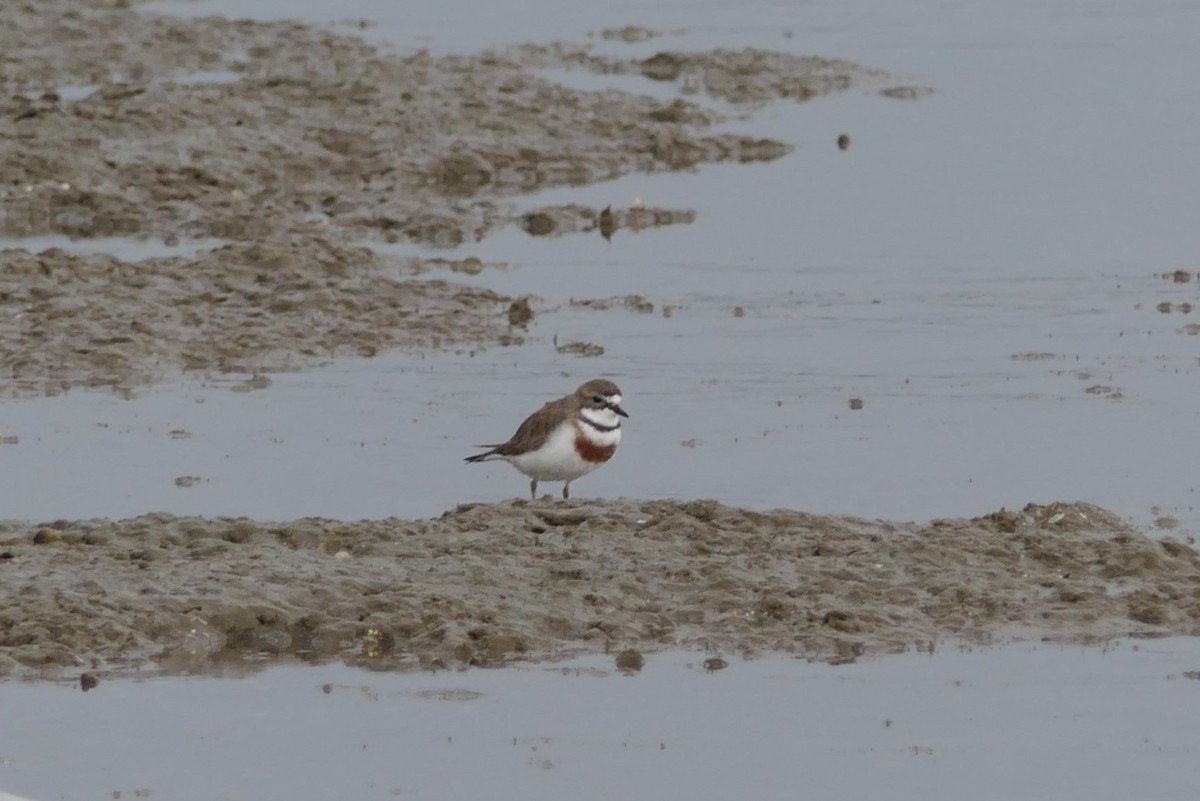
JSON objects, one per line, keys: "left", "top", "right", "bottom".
{"left": 2, "top": 500, "right": 1197, "bottom": 680}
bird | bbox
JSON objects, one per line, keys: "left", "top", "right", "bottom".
{"left": 465, "top": 379, "right": 628, "bottom": 500}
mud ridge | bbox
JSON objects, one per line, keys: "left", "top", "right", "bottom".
{"left": 2, "top": 500, "right": 1197, "bottom": 679}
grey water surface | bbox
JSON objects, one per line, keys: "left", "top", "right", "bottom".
{"left": 3, "top": 641, "right": 1200, "bottom": 801}
{"left": 5, "top": 2, "right": 1200, "bottom": 799}
{"left": 5, "top": 0, "right": 1200, "bottom": 527}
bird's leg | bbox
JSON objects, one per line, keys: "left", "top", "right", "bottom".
{"left": 530, "top": 479, "right": 538, "bottom": 500}
{"left": 562, "top": 482, "right": 570, "bottom": 500}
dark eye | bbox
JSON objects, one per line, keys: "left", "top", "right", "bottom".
{"left": 593, "top": 395, "right": 604, "bottom": 403}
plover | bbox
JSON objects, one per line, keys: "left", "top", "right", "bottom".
{"left": 465, "top": 379, "right": 628, "bottom": 499}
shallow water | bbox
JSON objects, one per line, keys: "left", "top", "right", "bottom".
{"left": 1, "top": 235, "right": 225, "bottom": 260}
{"left": 3, "top": 640, "right": 1200, "bottom": 801}
{"left": 5, "top": 0, "right": 1200, "bottom": 529}
{"left": 4, "top": 3, "right": 1199, "bottom": 795}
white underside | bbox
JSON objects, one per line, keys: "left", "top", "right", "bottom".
{"left": 504, "top": 420, "right": 620, "bottom": 482}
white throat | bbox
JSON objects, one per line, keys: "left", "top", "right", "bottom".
{"left": 580, "top": 405, "right": 621, "bottom": 430}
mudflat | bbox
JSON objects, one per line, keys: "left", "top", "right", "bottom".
{"left": 6, "top": 4, "right": 1181, "bottom": 682}
{"left": 3, "top": 500, "right": 1197, "bottom": 678}
{"left": 0, "top": 2, "right": 892, "bottom": 397}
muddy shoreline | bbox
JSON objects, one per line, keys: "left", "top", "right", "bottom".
{"left": 2, "top": 500, "right": 1198, "bottom": 679}
{"left": 0, "top": 1, "right": 909, "bottom": 397}
{"left": 0, "top": 2, "right": 1022, "bottom": 683}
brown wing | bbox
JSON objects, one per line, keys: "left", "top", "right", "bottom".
{"left": 490, "top": 396, "right": 572, "bottom": 456}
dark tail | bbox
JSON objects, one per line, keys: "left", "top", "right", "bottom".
{"left": 464, "top": 450, "right": 496, "bottom": 463}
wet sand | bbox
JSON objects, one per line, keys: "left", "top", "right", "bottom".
{"left": 3, "top": 500, "right": 1198, "bottom": 678}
